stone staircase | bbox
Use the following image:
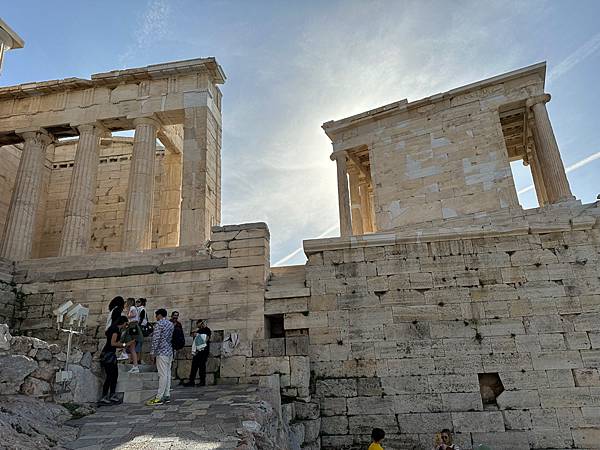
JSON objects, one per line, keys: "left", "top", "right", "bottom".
{"left": 115, "top": 363, "right": 159, "bottom": 403}
{"left": 265, "top": 265, "right": 310, "bottom": 300}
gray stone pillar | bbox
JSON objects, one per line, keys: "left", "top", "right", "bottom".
{"left": 122, "top": 117, "right": 159, "bottom": 251}
{"left": 1, "top": 130, "right": 52, "bottom": 260}
{"left": 527, "top": 94, "right": 574, "bottom": 203}
{"left": 59, "top": 123, "right": 104, "bottom": 256}
{"left": 332, "top": 152, "right": 352, "bottom": 237}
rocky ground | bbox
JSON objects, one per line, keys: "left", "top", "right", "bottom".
{"left": 0, "top": 395, "right": 78, "bottom": 450}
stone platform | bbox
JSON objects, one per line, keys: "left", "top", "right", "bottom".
{"left": 64, "top": 384, "right": 287, "bottom": 450}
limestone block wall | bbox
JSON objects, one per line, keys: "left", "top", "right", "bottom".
{"left": 0, "top": 257, "right": 15, "bottom": 326}
{"left": 301, "top": 203, "right": 600, "bottom": 450}
{"left": 12, "top": 223, "right": 270, "bottom": 353}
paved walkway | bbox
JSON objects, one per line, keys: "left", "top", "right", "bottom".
{"left": 64, "top": 385, "right": 280, "bottom": 450}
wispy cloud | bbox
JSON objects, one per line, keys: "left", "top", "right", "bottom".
{"left": 517, "top": 151, "right": 600, "bottom": 195}
{"left": 119, "top": 0, "right": 171, "bottom": 65}
{"left": 548, "top": 32, "right": 600, "bottom": 83}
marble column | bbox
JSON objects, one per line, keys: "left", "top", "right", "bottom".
{"left": 358, "top": 177, "right": 373, "bottom": 233}
{"left": 332, "top": 152, "right": 352, "bottom": 237}
{"left": 157, "top": 150, "right": 182, "bottom": 248}
{"left": 348, "top": 167, "right": 364, "bottom": 235}
{"left": 527, "top": 145, "right": 548, "bottom": 207}
{"left": 59, "top": 124, "right": 104, "bottom": 256}
{"left": 527, "top": 94, "right": 574, "bottom": 203}
{"left": 1, "top": 130, "right": 52, "bottom": 260}
{"left": 122, "top": 117, "right": 159, "bottom": 251}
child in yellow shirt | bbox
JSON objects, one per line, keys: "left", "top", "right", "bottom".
{"left": 368, "top": 428, "right": 385, "bottom": 450}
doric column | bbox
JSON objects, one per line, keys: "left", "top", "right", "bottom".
{"left": 59, "top": 123, "right": 105, "bottom": 256}
{"left": 157, "top": 150, "right": 182, "bottom": 247}
{"left": 122, "top": 117, "right": 159, "bottom": 251}
{"left": 1, "top": 130, "right": 52, "bottom": 260}
{"left": 331, "top": 152, "right": 352, "bottom": 237}
{"left": 348, "top": 167, "right": 364, "bottom": 235}
{"left": 526, "top": 94, "right": 574, "bottom": 203}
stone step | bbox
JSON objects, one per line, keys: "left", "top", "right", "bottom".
{"left": 117, "top": 363, "right": 157, "bottom": 373}
{"left": 116, "top": 378, "right": 160, "bottom": 392}
{"left": 122, "top": 389, "right": 158, "bottom": 404}
{"left": 269, "top": 265, "right": 306, "bottom": 282}
{"left": 265, "top": 286, "right": 311, "bottom": 299}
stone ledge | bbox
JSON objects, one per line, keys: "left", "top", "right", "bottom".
{"left": 12, "top": 246, "right": 227, "bottom": 284}
{"left": 303, "top": 202, "right": 600, "bottom": 256}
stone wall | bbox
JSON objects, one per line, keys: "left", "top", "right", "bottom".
{"left": 0, "top": 257, "right": 15, "bottom": 326}
{"left": 300, "top": 202, "right": 600, "bottom": 449}
{"left": 13, "top": 223, "right": 269, "bottom": 351}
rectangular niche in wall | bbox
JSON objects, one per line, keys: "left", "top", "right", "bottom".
{"left": 478, "top": 372, "right": 504, "bottom": 410}
{"left": 265, "top": 314, "right": 285, "bottom": 339}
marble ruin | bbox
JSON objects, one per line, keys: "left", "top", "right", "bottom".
{"left": 0, "top": 57, "right": 599, "bottom": 450}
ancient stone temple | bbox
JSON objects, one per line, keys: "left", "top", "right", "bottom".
{"left": 0, "top": 58, "right": 599, "bottom": 450}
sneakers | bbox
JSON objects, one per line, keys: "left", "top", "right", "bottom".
{"left": 182, "top": 381, "right": 195, "bottom": 387}
{"left": 146, "top": 397, "right": 164, "bottom": 406}
{"left": 99, "top": 396, "right": 111, "bottom": 405}
{"left": 109, "top": 394, "right": 121, "bottom": 402}
{"left": 127, "top": 366, "right": 140, "bottom": 373}
{"left": 117, "top": 351, "right": 129, "bottom": 361}
{"left": 163, "top": 397, "right": 171, "bottom": 403}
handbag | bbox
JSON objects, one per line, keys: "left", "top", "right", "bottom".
{"left": 100, "top": 351, "right": 117, "bottom": 365}
{"left": 140, "top": 322, "right": 154, "bottom": 337}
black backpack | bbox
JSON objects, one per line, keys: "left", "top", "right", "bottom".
{"left": 172, "top": 326, "right": 185, "bottom": 350}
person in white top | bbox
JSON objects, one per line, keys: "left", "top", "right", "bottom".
{"left": 122, "top": 298, "right": 143, "bottom": 373}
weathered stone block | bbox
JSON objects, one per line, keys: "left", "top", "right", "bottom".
{"left": 220, "top": 356, "right": 246, "bottom": 378}
{"left": 320, "top": 416, "right": 348, "bottom": 435}
{"left": 347, "top": 396, "right": 395, "bottom": 416}
{"left": 452, "top": 411, "right": 505, "bottom": 432}
{"left": 320, "top": 397, "right": 346, "bottom": 416}
{"left": 315, "top": 379, "right": 357, "bottom": 398}
{"left": 286, "top": 336, "right": 310, "bottom": 356}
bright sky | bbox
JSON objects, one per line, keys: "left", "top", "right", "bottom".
{"left": 2, "top": 1, "right": 599, "bottom": 266}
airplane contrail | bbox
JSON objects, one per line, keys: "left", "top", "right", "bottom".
{"left": 518, "top": 151, "right": 600, "bottom": 195}
{"left": 548, "top": 32, "right": 600, "bottom": 83}
{"left": 273, "top": 223, "right": 339, "bottom": 266}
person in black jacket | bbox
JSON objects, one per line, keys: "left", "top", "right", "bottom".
{"left": 100, "top": 316, "right": 133, "bottom": 404}
{"left": 183, "top": 320, "right": 211, "bottom": 387}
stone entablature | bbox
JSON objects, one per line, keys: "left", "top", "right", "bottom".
{"left": 0, "top": 58, "right": 225, "bottom": 261}
{"left": 323, "top": 62, "right": 576, "bottom": 236}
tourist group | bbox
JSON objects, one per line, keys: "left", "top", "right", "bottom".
{"left": 99, "top": 296, "right": 211, "bottom": 406}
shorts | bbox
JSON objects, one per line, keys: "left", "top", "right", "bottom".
{"left": 135, "top": 340, "right": 142, "bottom": 353}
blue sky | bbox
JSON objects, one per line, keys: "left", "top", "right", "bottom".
{"left": 3, "top": 0, "right": 599, "bottom": 266}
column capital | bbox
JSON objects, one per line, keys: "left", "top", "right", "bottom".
{"left": 330, "top": 149, "right": 347, "bottom": 162}
{"left": 17, "top": 128, "right": 53, "bottom": 146}
{"left": 526, "top": 93, "right": 551, "bottom": 109}
{"left": 73, "top": 122, "right": 110, "bottom": 136}
{"left": 132, "top": 116, "right": 161, "bottom": 129}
